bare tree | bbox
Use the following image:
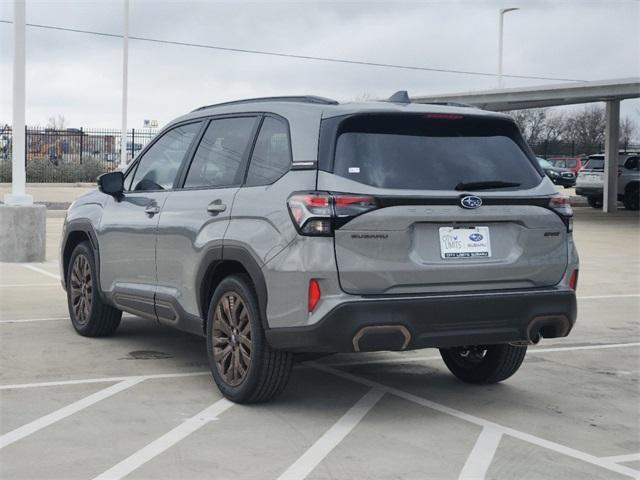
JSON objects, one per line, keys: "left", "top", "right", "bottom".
{"left": 509, "top": 109, "right": 548, "bottom": 144}
{"left": 564, "top": 105, "right": 605, "bottom": 154}
{"left": 619, "top": 116, "right": 638, "bottom": 148}
{"left": 46, "top": 115, "right": 67, "bottom": 131}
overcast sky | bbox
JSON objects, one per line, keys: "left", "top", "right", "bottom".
{"left": 0, "top": 0, "right": 638, "bottom": 129}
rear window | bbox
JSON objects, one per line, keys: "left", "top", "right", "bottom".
{"left": 583, "top": 157, "right": 604, "bottom": 170}
{"left": 326, "top": 114, "right": 542, "bottom": 191}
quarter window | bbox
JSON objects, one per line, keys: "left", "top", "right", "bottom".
{"left": 130, "top": 123, "right": 200, "bottom": 191}
{"left": 184, "top": 117, "right": 257, "bottom": 189}
{"left": 245, "top": 117, "right": 292, "bottom": 186}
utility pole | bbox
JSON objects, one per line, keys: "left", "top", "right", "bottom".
{"left": 119, "top": 0, "right": 129, "bottom": 169}
{"left": 498, "top": 7, "right": 519, "bottom": 89}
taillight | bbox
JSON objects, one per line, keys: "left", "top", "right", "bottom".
{"left": 569, "top": 270, "right": 579, "bottom": 290}
{"left": 548, "top": 196, "right": 573, "bottom": 232}
{"left": 308, "top": 279, "right": 321, "bottom": 312}
{"left": 287, "top": 192, "right": 378, "bottom": 236}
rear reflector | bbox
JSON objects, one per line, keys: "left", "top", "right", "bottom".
{"left": 569, "top": 270, "right": 579, "bottom": 290}
{"left": 308, "top": 279, "right": 321, "bottom": 313}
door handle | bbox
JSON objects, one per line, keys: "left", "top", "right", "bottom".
{"left": 145, "top": 204, "right": 160, "bottom": 216}
{"left": 207, "top": 200, "right": 227, "bottom": 215}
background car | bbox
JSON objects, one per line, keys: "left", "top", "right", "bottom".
{"left": 547, "top": 156, "right": 584, "bottom": 174}
{"left": 575, "top": 152, "right": 640, "bottom": 209}
{"left": 537, "top": 157, "right": 576, "bottom": 188}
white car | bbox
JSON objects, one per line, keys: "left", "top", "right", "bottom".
{"left": 575, "top": 153, "right": 639, "bottom": 210}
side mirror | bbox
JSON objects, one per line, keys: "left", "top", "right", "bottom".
{"left": 98, "top": 171, "right": 124, "bottom": 197}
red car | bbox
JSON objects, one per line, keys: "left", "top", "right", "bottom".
{"left": 548, "top": 156, "right": 584, "bottom": 174}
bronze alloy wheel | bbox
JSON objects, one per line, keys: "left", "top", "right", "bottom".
{"left": 212, "top": 292, "right": 252, "bottom": 386}
{"left": 70, "top": 254, "right": 92, "bottom": 324}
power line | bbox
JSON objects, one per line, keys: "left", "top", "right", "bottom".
{"left": 0, "top": 19, "right": 586, "bottom": 83}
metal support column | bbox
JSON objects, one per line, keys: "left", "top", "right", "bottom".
{"left": 603, "top": 100, "right": 620, "bottom": 213}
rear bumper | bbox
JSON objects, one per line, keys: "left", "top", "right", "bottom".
{"left": 265, "top": 288, "right": 577, "bottom": 353}
{"left": 575, "top": 186, "right": 603, "bottom": 196}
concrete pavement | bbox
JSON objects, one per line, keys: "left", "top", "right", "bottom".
{"left": 0, "top": 207, "right": 638, "bottom": 480}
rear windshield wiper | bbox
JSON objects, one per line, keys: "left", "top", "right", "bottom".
{"left": 455, "top": 181, "right": 521, "bottom": 191}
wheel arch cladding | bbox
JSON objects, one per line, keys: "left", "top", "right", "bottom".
{"left": 62, "top": 221, "right": 99, "bottom": 287}
{"left": 197, "top": 246, "right": 269, "bottom": 332}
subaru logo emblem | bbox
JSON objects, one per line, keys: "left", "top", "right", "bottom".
{"left": 469, "top": 233, "right": 483, "bottom": 242}
{"left": 460, "top": 195, "right": 482, "bottom": 209}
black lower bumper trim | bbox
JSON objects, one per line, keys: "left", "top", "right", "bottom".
{"left": 265, "top": 288, "right": 577, "bottom": 353}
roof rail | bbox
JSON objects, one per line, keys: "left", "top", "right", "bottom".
{"left": 192, "top": 95, "right": 339, "bottom": 112}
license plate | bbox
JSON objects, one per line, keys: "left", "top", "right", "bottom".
{"left": 583, "top": 174, "right": 601, "bottom": 183}
{"left": 439, "top": 226, "right": 491, "bottom": 259}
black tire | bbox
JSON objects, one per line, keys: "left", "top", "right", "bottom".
{"left": 439, "top": 344, "right": 527, "bottom": 384}
{"left": 66, "top": 241, "right": 121, "bottom": 337}
{"left": 587, "top": 196, "right": 602, "bottom": 208}
{"left": 206, "top": 274, "right": 293, "bottom": 404}
{"left": 622, "top": 184, "right": 639, "bottom": 211}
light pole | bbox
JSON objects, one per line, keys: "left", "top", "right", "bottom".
{"left": 119, "top": 0, "right": 129, "bottom": 169}
{"left": 498, "top": 7, "right": 519, "bottom": 89}
{"left": 5, "top": 0, "right": 31, "bottom": 205}
{"left": 1, "top": 0, "right": 46, "bottom": 263}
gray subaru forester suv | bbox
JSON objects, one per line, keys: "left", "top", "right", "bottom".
{"left": 61, "top": 94, "right": 579, "bottom": 403}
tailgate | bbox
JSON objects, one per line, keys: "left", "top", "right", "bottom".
{"left": 334, "top": 204, "right": 568, "bottom": 295}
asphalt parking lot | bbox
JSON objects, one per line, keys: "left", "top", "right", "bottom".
{"left": 0, "top": 206, "right": 638, "bottom": 480}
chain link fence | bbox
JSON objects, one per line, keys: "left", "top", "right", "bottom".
{"left": 0, "top": 126, "right": 158, "bottom": 183}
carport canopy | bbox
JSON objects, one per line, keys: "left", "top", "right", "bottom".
{"left": 412, "top": 77, "right": 640, "bottom": 213}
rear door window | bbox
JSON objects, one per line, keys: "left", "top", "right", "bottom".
{"left": 184, "top": 117, "right": 257, "bottom": 189}
{"left": 328, "top": 114, "right": 542, "bottom": 191}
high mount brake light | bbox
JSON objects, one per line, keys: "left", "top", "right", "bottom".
{"left": 548, "top": 196, "right": 573, "bottom": 232}
{"left": 424, "top": 113, "right": 464, "bottom": 120}
{"left": 287, "top": 192, "right": 378, "bottom": 236}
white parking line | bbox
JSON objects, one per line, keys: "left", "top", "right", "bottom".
{"left": 578, "top": 294, "right": 640, "bottom": 300}
{"left": 276, "top": 387, "right": 385, "bottom": 480}
{"left": 0, "top": 317, "right": 68, "bottom": 324}
{"left": 0, "top": 377, "right": 143, "bottom": 449}
{"left": 458, "top": 427, "right": 503, "bottom": 480}
{"left": 21, "top": 264, "right": 61, "bottom": 281}
{"left": 0, "top": 283, "right": 60, "bottom": 288}
{"left": 0, "top": 314, "right": 139, "bottom": 325}
{"left": 601, "top": 453, "right": 640, "bottom": 463}
{"left": 92, "top": 398, "right": 234, "bottom": 480}
{"left": 0, "top": 371, "right": 209, "bottom": 390}
{"left": 311, "top": 363, "right": 640, "bottom": 479}
{"left": 531, "top": 342, "right": 640, "bottom": 353}
{"left": 322, "top": 342, "right": 640, "bottom": 368}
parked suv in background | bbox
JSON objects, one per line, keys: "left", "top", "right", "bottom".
{"left": 575, "top": 153, "right": 640, "bottom": 210}
{"left": 61, "top": 94, "right": 579, "bottom": 403}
